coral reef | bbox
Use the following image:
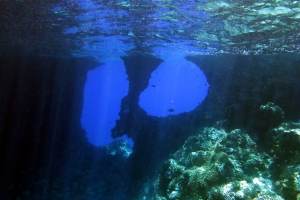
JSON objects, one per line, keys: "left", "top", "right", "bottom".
{"left": 259, "top": 102, "right": 284, "bottom": 126}
{"left": 269, "top": 122, "right": 300, "bottom": 199}
{"left": 255, "top": 102, "right": 284, "bottom": 137}
{"left": 155, "top": 117, "right": 300, "bottom": 199}
{"left": 156, "top": 128, "right": 278, "bottom": 199}
{"left": 105, "top": 139, "right": 133, "bottom": 158}
{"left": 251, "top": 102, "right": 285, "bottom": 145}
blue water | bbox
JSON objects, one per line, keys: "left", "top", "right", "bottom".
{"left": 139, "top": 58, "right": 209, "bottom": 117}
{"left": 81, "top": 59, "right": 130, "bottom": 146}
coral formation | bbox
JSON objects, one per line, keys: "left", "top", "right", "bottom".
{"left": 260, "top": 102, "right": 284, "bottom": 122}
{"left": 106, "top": 139, "right": 133, "bottom": 158}
{"left": 269, "top": 122, "right": 300, "bottom": 199}
{"left": 252, "top": 102, "right": 285, "bottom": 144}
{"left": 256, "top": 102, "right": 284, "bottom": 134}
{"left": 155, "top": 115, "right": 300, "bottom": 199}
{"left": 156, "top": 128, "right": 277, "bottom": 199}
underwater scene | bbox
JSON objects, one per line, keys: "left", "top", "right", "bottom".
{"left": 1, "top": 0, "right": 300, "bottom": 199}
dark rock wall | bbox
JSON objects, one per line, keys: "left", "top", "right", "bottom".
{"left": 113, "top": 54, "right": 300, "bottom": 198}
{"left": 112, "top": 55, "right": 163, "bottom": 139}
{"left": 186, "top": 54, "right": 300, "bottom": 130}
{"left": 0, "top": 47, "right": 99, "bottom": 199}
{"left": 0, "top": 48, "right": 299, "bottom": 199}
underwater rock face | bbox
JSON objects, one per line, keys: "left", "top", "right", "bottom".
{"left": 105, "top": 139, "right": 133, "bottom": 158}
{"left": 268, "top": 122, "right": 300, "bottom": 199}
{"left": 156, "top": 128, "right": 279, "bottom": 199}
{"left": 259, "top": 102, "right": 284, "bottom": 128}
{"left": 153, "top": 121, "right": 300, "bottom": 200}
{"left": 255, "top": 102, "right": 285, "bottom": 142}
{"left": 269, "top": 122, "right": 300, "bottom": 158}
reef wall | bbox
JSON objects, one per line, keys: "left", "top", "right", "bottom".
{"left": 114, "top": 54, "right": 300, "bottom": 144}
{"left": 0, "top": 48, "right": 300, "bottom": 199}
{"left": 112, "top": 53, "right": 300, "bottom": 199}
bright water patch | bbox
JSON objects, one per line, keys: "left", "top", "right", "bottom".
{"left": 139, "top": 58, "right": 209, "bottom": 117}
{"left": 81, "top": 60, "right": 133, "bottom": 147}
